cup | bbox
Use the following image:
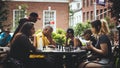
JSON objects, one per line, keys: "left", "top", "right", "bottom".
{"left": 86, "top": 41, "right": 91, "bottom": 46}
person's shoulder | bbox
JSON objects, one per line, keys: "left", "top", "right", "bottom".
{"left": 99, "top": 34, "right": 109, "bottom": 40}
{"left": 35, "top": 32, "right": 42, "bottom": 37}
{"left": 0, "top": 32, "right": 4, "bottom": 34}
{"left": 100, "top": 34, "right": 108, "bottom": 38}
{"left": 19, "top": 18, "right": 29, "bottom": 24}
{"left": 74, "top": 37, "right": 81, "bottom": 41}
{"left": 0, "top": 32, "right": 5, "bottom": 35}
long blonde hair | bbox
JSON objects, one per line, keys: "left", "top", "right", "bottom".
{"left": 99, "top": 19, "right": 110, "bottom": 35}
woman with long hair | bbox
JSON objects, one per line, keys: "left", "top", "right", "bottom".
{"left": 78, "top": 19, "right": 112, "bottom": 68}
{"left": 9, "top": 22, "right": 37, "bottom": 68}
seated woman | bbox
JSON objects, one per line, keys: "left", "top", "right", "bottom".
{"left": 65, "top": 28, "right": 83, "bottom": 68}
{"left": 65, "top": 28, "right": 82, "bottom": 49}
{"left": 78, "top": 19, "right": 112, "bottom": 68}
{"left": 8, "top": 22, "right": 36, "bottom": 68}
{"left": 8, "top": 22, "right": 50, "bottom": 68}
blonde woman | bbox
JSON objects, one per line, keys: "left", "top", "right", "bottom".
{"left": 78, "top": 20, "right": 112, "bottom": 68}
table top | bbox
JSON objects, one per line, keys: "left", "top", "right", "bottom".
{"left": 30, "top": 49, "right": 87, "bottom": 59}
{"left": 31, "top": 47, "right": 87, "bottom": 55}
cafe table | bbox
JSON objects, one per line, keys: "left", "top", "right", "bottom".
{"left": 29, "top": 47, "right": 87, "bottom": 68}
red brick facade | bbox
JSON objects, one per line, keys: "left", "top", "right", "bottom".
{"left": 4, "top": 1, "right": 69, "bottom": 32}
{"left": 82, "top": 0, "right": 112, "bottom": 22}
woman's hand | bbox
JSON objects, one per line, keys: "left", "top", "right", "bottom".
{"left": 86, "top": 42, "right": 94, "bottom": 50}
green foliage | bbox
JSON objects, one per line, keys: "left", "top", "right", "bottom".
{"left": 0, "top": 1, "right": 9, "bottom": 29}
{"left": 109, "top": 23, "right": 115, "bottom": 29}
{"left": 35, "top": 29, "right": 42, "bottom": 34}
{"left": 116, "top": 58, "right": 120, "bottom": 68}
{"left": 20, "top": 4, "right": 28, "bottom": 11}
{"left": 104, "top": 17, "right": 115, "bottom": 29}
{"left": 52, "top": 28, "right": 66, "bottom": 45}
{"left": 56, "top": 28, "right": 66, "bottom": 34}
{"left": 74, "top": 22, "right": 91, "bottom": 36}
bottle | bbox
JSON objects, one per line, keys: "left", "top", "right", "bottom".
{"left": 38, "top": 36, "right": 43, "bottom": 50}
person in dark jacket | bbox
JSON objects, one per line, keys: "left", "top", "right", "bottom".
{"left": 10, "top": 12, "right": 40, "bottom": 43}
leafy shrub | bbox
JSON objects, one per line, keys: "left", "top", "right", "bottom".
{"left": 52, "top": 28, "right": 66, "bottom": 46}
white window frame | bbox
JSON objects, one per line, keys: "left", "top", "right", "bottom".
{"left": 13, "top": 9, "right": 25, "bottom": 31}
{"left": 43, "top": 10, "right": 56, "bottom": 32}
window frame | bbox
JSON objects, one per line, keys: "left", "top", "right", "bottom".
{"left": 43, "top": 10, "right": 56, "bottom": 31}
{"left": 13, "top": 9, "right": 25, "bottom": 31}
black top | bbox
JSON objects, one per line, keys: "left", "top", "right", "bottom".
{"left": 12, "top": 18, "right": 29, "bottom": 39}
{"left": 94, "top": 34, "right": 112, "bottom": 59}
{"left": 90, "top": 36, "right": 97, "bottom": 47}
{"left": 10, "top": 34, "right": 36, "bottom": 61}
{"left": 10, "top": 18, "right": 29, "bottom": 42}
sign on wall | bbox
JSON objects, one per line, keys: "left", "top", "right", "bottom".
{"left": 97, "top": 0, "right": 106, "bottom": 6}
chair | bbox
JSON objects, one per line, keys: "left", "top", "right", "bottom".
{"left": 111, "top": 46, "right": 119, "bottom": 68}
{"left": 102, "top": 46, "right": 119, "bottom": 68}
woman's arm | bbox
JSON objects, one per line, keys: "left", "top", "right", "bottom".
{"left": 19, "top": 35, "right": 36, "bottom": 52}
{"left": 33, "top": 35, "right": 37, "bottom": 48}
{"left": 74, "top": 38, "right": 82, "bottom": 48}
{"left": 90, "top": 43, "right": 108, "bottom": 55}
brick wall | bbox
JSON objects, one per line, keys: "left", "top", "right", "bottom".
{"left": 4, "top": 1, "right": 69, "bottom": 32}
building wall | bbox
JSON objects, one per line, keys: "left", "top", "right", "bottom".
{"left": 4, "top": 1, "right": 69, "bottom": 32}
{"left": 82, "top": 0, "right": 111, "bottom": 22}
{"left": 69, "top": 0, "right": 82, "bottom": 27}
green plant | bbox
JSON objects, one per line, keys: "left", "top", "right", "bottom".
{"left": 52, "top": 28, "right": 66, "bottom": 45}
{"left": 0, "top": 1, "right": 9, "bottom": 30}
{"left": 35, "top": 29, "right": 42, "bottom": 34}
{"left": 74, "top": 21, "right": 91, "bottom": 36}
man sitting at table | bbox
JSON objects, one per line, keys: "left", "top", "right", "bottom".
{"left": 34, "top": 26, "right": 63, "bottom": 68}
{"left": 34, "top": 25, "right": 56, "bottom": 50}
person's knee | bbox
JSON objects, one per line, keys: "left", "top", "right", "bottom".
{"left": 78, "top": 62, "right": 88, "bottom": 68}
{"left": 85, "top": 63, "right": 102, "bottom": 68}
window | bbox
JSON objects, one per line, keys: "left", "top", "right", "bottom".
{"left": 43, "top": 10, "right": 56, "bottom": 31}
{"left": 83, "top": 0, "right": 85, "bottom": 7}
{"left": 91, "top": 0, "right": 93, "bottom": 6}
{"left": 97, "top": 10, "right": 99, "bottom": 19}
{"left": 77, "top": 3, "right": 80, "bottom": 9}
{"left": 87, "top": 12, "right": 89, "bottom": 20}
{"left": 104, "top": 9, "right": 107, "bottom": 17}
{"left": 83, "top": 12, "right": 85, "bottom": 22}
{"left": 13, "top": 9, "right": 25, "bottom": 31}
{"left": 100, "top": 9, "right": 103, "bottom": 19}
{"left": 91, "top": 11, "right": 93, "bottom": 20}
{"left": 87, "top": 0, "right": 89, "bottom": 7}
